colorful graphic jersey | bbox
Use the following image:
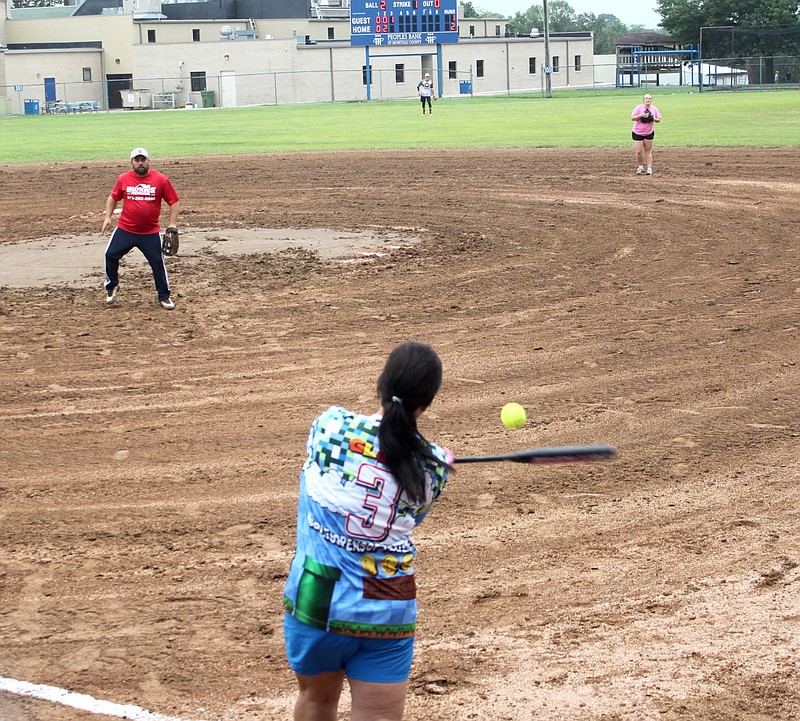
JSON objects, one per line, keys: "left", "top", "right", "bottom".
{"left": 283, "top": 406, "right": 450, "bottom": 638}
{"left": 110, "top": 169, "right": 179, "bottom": 235}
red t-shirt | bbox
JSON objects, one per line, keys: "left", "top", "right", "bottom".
{"left": 110, "top": 169, "right": 180, "bottom": 234}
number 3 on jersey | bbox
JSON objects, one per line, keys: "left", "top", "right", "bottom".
{"left": 346, "top": 463, "right": 401, "bottom": 541}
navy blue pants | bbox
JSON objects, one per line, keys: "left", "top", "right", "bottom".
{"left": 105, "top": 227, "right": 171, "bottom": 301}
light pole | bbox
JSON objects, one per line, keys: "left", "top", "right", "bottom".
{"left": 543, "top": 0, "right": 552, "bottom": 98}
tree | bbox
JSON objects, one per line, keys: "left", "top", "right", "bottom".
{"left": 508, "top": 5, "right": 545, "bottom": 36}
{"left": 657, "top": 0, "right": 800, "bottom": 57}
{"left": 545, "top": 0, "right": 579, "bottom": 32}
{"left": 507, "top": 1, "right": 577, "bottom": 35}
{"left": 575, "top": 12, "right": 629, "bottom": 54}
{"left": 461, "top": 1, "right": 482, "bottom": 19}
{"left": 491, "top": 2, "right": 660, "bottom": 54}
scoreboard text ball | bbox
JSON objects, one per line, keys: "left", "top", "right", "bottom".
{"left": 350, "top": 0, "right": 459, "bottom": 46}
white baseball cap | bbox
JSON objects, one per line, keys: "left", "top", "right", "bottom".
{"left": 425, "top": 73, "right": 430, "bottom": 77}
{"left": 130, "top": 147, "right": 149, "bottom": 159}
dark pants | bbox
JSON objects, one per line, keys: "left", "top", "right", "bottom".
{"left": 421, "top": 96, "right": 432, "bottom": 112}
{"left": 105, "top": 227, "right": 170, "bottom": 301}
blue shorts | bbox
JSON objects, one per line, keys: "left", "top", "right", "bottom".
{"left": 284, "top": 613, "right": 415, "bottom": 683}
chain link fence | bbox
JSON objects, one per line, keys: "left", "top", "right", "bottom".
{"left": 2, "top": 54, "right": 798, "bottom": 115}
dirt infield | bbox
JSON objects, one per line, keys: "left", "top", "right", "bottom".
{"left": 1, "top": 148, "right": 798, "bottom": 721}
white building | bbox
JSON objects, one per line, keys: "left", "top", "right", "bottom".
{"left": 0, "top": 0, "right": 596, "bottom": 112}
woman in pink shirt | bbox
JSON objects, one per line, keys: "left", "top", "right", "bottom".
{"left": 631, "top": 94, "right": 662, "bottom": 176}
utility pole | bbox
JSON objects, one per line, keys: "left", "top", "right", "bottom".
{"left": 543, "top": 0, "right": 552, "bottom": 98}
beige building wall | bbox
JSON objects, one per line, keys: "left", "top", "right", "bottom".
{"left": 460, "top": 18, "right": 510, "bottom": 40}
{"left": 3, "top": 48, "right": 103, "bottom": 108}
{"left": 133, "top": 19, "right": 253, "bottom": 44}
{"left": 0, "top": 11, "right": 594, "bottom": 110}
{"left": 6, "top": 15, "right": 136, "bottom": 71}
{"left": 127, "top": 33, "right": 591, "bottom": 106}
{"left": 0, "top": 0, "right": 7, "bottom": 47}
{"left": 257, "top": 16, "right": 508, "bottom": 43}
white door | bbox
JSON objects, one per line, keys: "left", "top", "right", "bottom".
{"left": 220, "top": 70, "right": 237, "bottom": 108}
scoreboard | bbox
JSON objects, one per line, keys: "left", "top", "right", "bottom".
{"left": 350, "top": 0, "right": 459, "bottom": 47}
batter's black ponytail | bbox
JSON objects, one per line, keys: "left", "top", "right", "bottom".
{"left": 377, "top": 341, "right": 443, "bottom": 504}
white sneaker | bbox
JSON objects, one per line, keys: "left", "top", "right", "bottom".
{"left": 160, "top": 298, "right": 176, "bottom": 310}
{"left": 106, "top": 285, "right": 118, "bottom": 303}
{"left": 646, "top": 168, "right": 653, "bottom": 175}
{"left": 636, "top": 166, "right": 644, "bottom": 175}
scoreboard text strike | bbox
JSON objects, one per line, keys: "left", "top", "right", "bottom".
{"left": 350, "top": 0, "right": 459, "bottom": 46}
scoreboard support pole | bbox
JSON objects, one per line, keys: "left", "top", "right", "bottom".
{"left": 366, "top": 47, "right": 373, "bottom": 100}
{"left": 436, "top": 44, "right": 443, "bottom": 97}
{"left": 364, "top": 45, "right": 443, "bottom": 101}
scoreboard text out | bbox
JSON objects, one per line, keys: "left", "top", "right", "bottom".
{"left": 350, "top": 0, "right": 459, "bottom": 46}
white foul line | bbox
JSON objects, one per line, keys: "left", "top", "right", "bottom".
{"left": 0, "top": 676, "right": 209, "bottom": 721}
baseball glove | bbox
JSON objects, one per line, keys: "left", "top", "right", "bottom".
{"left": 640, "top": 110, "right": 654, "bottom": 123}
{"left": 161, "top": 227, "right": 179, "bottom": 256}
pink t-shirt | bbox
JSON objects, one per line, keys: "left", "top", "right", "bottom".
{"left": 110, "top": 169, "right": 180, "bottom": 234}
{"left": 632, "top": 104, "right": 661, "bottom": 136}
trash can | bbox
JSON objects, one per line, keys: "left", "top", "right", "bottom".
{"left": 24, "top": 98, "right": 41, "bottom": 115}
{"left": 200, "top": 90, "right": 215, "bottom": 108}
{"left": 459, "top": 81, "right": 472, "bottom": 95}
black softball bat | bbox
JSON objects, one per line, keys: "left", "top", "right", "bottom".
{"left": 454, "top": 444, "right": 616, "bottom": 465}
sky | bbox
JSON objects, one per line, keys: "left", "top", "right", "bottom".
{"left": 479, "top": 0, "right": 663, "bottom": 29}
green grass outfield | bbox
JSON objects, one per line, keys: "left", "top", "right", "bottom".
{"left": 2, "top": 87, "right": 798, "bottom": 164}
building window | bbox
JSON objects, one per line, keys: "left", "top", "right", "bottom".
{"left": 190, "top": 71, "right": 207, "bottom": 92}
{"left": 495, "top": 25, "right": 501, "bottom": 36}
{"left": 395, "top": 64, "right": 405, "bottom": 83}
{"left": 193, "top": 29, "right": 200, "bottom": 42}
{"left": 469, "top": 25, "right": 475, "bottom": 37}
{"left": 328, "top": 27, "right": 334, "bottom": 40}
{"left": 362, "top": 65, "right": 373, "bottom": 85}
{"left": 147, "top": 29, "right": 156, "bottom": 43}
{"left": 82, "top": 67, "right": 92, "bottom": 82}
{"left": 476, "top": 59, "right": 484, "bottom": 78}
{"left": 529, "top": 57, "right": 536, "bottom": 74}
{"left": 449, "top": 61, "right": 457, "bottom": 79}
{"left": 552, "top": 55, "right": 559, "bottom": 72}
{"left": 574, "top": 55, "right": 581, "bottom": 71}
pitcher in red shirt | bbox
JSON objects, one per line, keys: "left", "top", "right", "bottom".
{"left": 101, "top": 148, "right": 180, "bottom": 310}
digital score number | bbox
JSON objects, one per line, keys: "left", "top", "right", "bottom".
{"left": 350, "top": 0, "right": 459, "bottom": 46}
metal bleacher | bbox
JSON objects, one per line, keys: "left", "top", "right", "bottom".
{"left": 47, "top": 100, "right": 100, "bottom": 113}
